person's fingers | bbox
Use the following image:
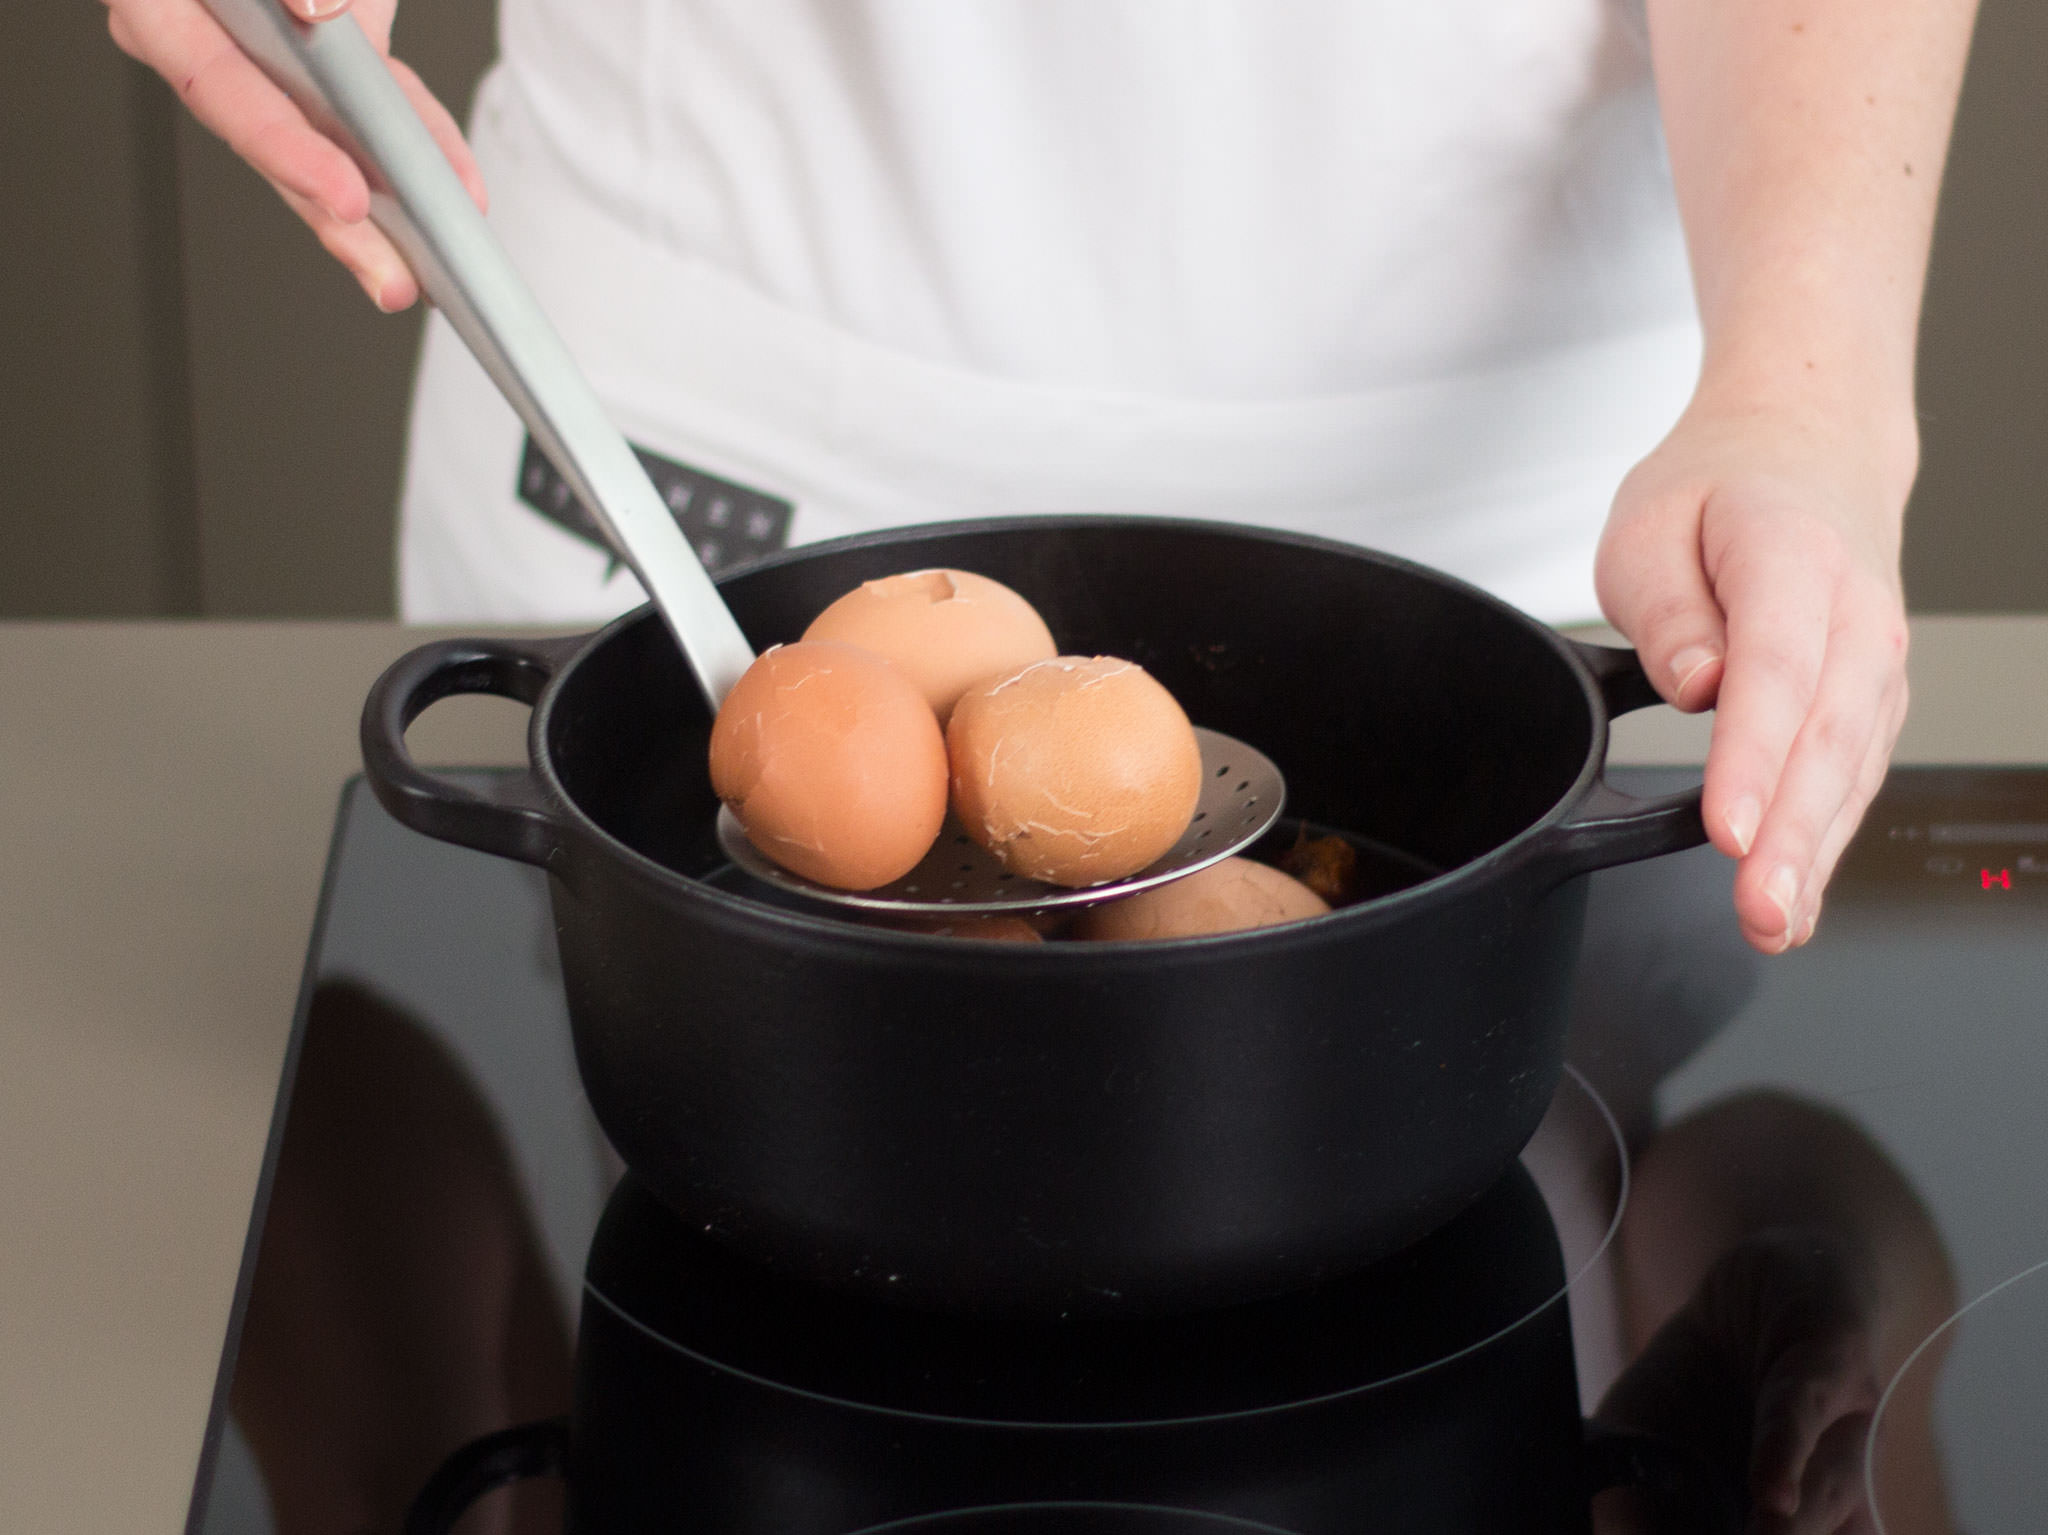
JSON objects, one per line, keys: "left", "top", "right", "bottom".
{"left": 273, "top": 182, "right": 419, "bottom": 309}
{"left": 1789, "top": 675, "right": 1909, "bottom": 946}
{"left": 105, "top": 7, "right": 145, "bottom": 61}
{"left": 1695, "top": 527, "right": 1836, "bottom": 945}
{"left": 1596, "top": 473, "right": 1729, "bottom": 714}
{"left": 1749, "top": 1351, "right": 1880, "bottom": 1524}
{"left": 110, "top": 0, "right": 371, "bottom": 223}
{"left": 108, "top": 0, "right": 483, "bottom": 306}
{"left": 1746, "top": 1409, "right": 1877, "bottom": 1534}
{"left": 1724, "top": 582, "right": 1906, "bottom": 953}
{"left": 191, "top": 45, "right": 373, "bottom": 219}
{"left": 340, "top": 0, "right": 399, "bottom": 53}
{"left": 293, "top": 58, "right": 487, "bottom": 301}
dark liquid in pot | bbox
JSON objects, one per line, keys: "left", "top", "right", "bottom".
{"left": 1247, "top": 818, "right": 1441, "bottom": 910}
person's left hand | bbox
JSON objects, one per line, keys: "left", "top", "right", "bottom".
{"left": 1595, "top": 388, "right": 1915, "bottom": 955}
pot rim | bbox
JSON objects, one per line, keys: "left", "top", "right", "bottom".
{"left": 526, "top": 513, "right": 1613, "bottom": 953}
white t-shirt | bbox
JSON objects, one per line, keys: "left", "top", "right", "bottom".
{"left": 399, "top": 0, "right": 1701, "bottom": 625}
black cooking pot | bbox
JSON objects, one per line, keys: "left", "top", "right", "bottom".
{"left": 404, "top": 1168, "right": 1744, "bottom": 1535}
{"left": 564, "top": 1166, "right": 1588, "bottom": 1534}
{"left": 362, "top": 517, "right": 1705, "bottom": 1316}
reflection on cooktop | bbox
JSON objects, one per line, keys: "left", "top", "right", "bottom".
{"left": 1869, "top": 1252, "right": 2048, "bottom": 1534}
{"left": 187, "top": 768, "right": 2048, "bottom": 1535}
{"left": 583, "top": 1165, "right": 1568, "bottom": 1426}
{"left": 1658, "top": 770, "right": 2048, "bottom": 1535}
{"left": 847, "top": 1506, "right": 1310, "bottom": 1530}
{"left": 569, "top": 1163, "right": 1593, "bottom": 1533}
{"left": 846, "top": 1507, "right": 1310, "bottom": 1534}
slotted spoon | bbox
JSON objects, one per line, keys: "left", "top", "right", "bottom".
{"left": 201, "top": 0, "right": 1285, "bottom": 914}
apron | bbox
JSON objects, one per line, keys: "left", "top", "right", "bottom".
{"left": 398, "top": 52, "right": 1703, "bottom": 628}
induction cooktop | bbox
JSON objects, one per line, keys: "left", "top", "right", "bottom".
{"left": 185, "top": 768, "right": 2048, "bottom": 1535}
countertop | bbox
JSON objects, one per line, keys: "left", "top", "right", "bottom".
{"left": 3, "top": 615, "right": 2045, "bottom": 1533}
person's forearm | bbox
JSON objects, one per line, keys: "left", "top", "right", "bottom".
{"left": 1648, "top": 0, "right": 1978, "bottom": 489}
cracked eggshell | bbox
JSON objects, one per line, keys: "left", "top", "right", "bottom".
{"left": 947, "top": 656, "right": 1202, "bottom": 887}
{"left": 1071, "top": 857, "right": 1330, "bottom": 941}
{"left": 801, "top": 568, "right": 1057, "bottom": 722}
{"left": 708, "top": 641, "right": 948, "bottom": 890}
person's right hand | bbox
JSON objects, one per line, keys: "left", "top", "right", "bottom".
{"left": 102, "top": 0, "right": 486, "bottom": 311}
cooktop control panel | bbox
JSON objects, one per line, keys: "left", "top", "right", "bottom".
{"left": 1843, "top": 768, "right": 2048, "bottom": 902}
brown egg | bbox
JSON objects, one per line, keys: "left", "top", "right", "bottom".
{"left": 1072, "top": 857, "right": 1330, "bottom": 941}
{"left": 802, "top": 569, "right": 1057, "bottom": 722}
{"left": 947, "top": 656, "right": 1202, "bottom": 887}
{"left": 708, "top": 641, "right": 947, "bottom": 890}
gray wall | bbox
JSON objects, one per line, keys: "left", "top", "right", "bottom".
{"left": 2, "top": 1, "right": 2042, "bottom": 617}
{"left": 0, "top": 2, "right": 200, "bottom": 615}
{"left": 1907, "top": 0, "right": 2048, "bottom": 610}
{"left": 0, "top": 0, "right": 494, "bottom": 618}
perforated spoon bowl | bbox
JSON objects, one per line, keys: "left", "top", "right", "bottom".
{"left": 717, "top": 728, "right": 1284, "bottom": 916}
{"left": 202, "top": 0, "right": 1286, "bottom": 914}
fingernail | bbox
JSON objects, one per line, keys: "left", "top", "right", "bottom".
{"left": 284, "top": 0, "right": 350, "bottom": 20}
{"left": 1799, "top": 901, "right": 1820, "bottom": 946}
{"left": 368, "top": 257, "right": 416, "bottom": 311}
{"left": 1669, "top": 644, "right": 1721, "bottom": 700}
{"left": 1725, "top": 796, "right": 1760, "bottom": 856}
{"left": 1764, "top": 865, "right": 1800, "bottom": 937}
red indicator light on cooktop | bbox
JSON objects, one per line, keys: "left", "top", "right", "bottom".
{"left": 1983, "top": 868, "right": 2012, "bottom": 890}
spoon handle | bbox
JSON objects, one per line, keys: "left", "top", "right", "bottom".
{"left": 197, "top": 0, "right": 757, "bottom": 706}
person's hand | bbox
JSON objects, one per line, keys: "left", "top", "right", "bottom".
{"left": 1596, "top": 1229, "right": 1884, "bottom": 1534}
{"left": 102, "top": 0, "right": 485, "bottom": 311}
{"left": 1595, "top": 386, "right": 1914, "bottom": 955}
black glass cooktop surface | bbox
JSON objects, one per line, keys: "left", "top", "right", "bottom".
{"left": 185, "top": 768, "right": 2048, "bottom": 1535}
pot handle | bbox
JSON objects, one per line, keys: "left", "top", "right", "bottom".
{"left": 1583, "top": 1420, "right": 1746, "bottom": 1532}
{"left": 402, "top": 1418, "right": 569, "bottom": 1535}
{"left": 1529, "top": 641, "right": 1709, "bottom": 885}
{"left": 360, "top": 634, "right": 583, "bottom": 870}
